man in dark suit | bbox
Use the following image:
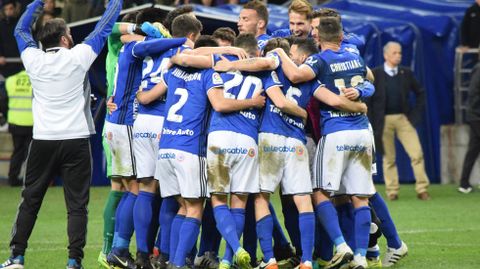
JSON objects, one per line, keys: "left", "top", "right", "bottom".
{"left": 367, "top": 41, "right": 431, "bottom": 201}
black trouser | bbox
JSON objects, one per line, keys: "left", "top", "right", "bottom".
{"left": 460, "top": 121, "right": 480, "bottom": 188}
{"left": 10, "top": 138, "right": 92, "bottom": 261}
{"left": 8, "top": 125, "right": 32, "bottom": 185}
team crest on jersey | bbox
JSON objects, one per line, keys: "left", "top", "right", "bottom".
{"left": 212, "top": 72, "right": 223, "bottom": 85}
{"left": 295, "top": 146, "right": 304, "bottom": 156}
{"left": 305, "top": 56, "right": 317, "bottom": 66}
{"left": 271, "top": 71, "right": 280, "bottom": 84}
{"left": 248, "top": 148, "right": 256, "bottom": 158}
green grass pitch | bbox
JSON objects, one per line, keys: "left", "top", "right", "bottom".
{"left": 0, "top": 184, "right": 479, "bottom": 268}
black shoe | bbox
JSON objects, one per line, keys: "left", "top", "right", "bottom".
{"left": 136, "top": 252, "right": 154, "bottom": 269}
{"left": 107, "top": 249, "right": 136, "bottom": 269}
{"left": 273, "top": 244, "right": 296, "bottom": 262}
{"left": 151, "top": 253, "right": 168, "bottom": 269}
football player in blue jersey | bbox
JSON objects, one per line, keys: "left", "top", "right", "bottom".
{"left": 271, "top": 18, "right": 375, "bottom": 269}
{"left": 270, "top": 0, "right": 313, "bottom": 39}
{"left": 105, "top": 11, "right": 186, "bottom": 269}
{"left": 213, "top": 36, "right": 368, "bottom": 269}
{"left": 136, "top": 16, "right": 265, "bottom": 269}
{"left": 238, "top": 0, "right": 271, "bottom": 51}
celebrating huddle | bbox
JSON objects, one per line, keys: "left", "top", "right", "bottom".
{"left": 0, "top": 0, "right": 409, "bottom": 269}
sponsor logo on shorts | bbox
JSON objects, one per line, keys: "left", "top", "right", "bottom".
{"left": 158, "top": 152, "right": 176, "bottom": 160}
{"left": 262, "top": 145, "right": 298, "bottom": 153}
{"left": 134, "top": 132, "right": 161, "bottom": 139}
{"left": 248, "top": 148, "right": 256, "bottom": 157}
{"left": 295, "top": 146, "right": 305, "bottom": 156}
{"left": 336, "top": 145, "right": 367, "bottom": 152}
{"left": 176, "top": 153, "right": 185, "bottom": 162}
{"left": 211, "top": 147, "right": 249, "bottom": 155}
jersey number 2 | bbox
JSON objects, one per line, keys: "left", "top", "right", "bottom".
{"left": 167, "top": 88, "right": 188, "bottom": 123}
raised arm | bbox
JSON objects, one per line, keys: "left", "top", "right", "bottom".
{"left": 171, "top": 53, "right": 214, "bottom": 69}
{"left": 132, "top": 38, "right": 187, "bottom": 58}
{"left": 136, "top": 81, "right": 168, "bottom": 105}
{"left": 207, "top": 88, "right": 265, "bottom": 113}
{"left": 214, "top": 56, "right": 278, "bottom": 73}
{"left": 266, "top": 86, "right": 307, "bottom": 119}
{"left": 83, "top": 0, "right": 123, "bottom": 55}
{"left": 314, "top": 86, "right": 367, "bottom": 113}
{"left": 14, "top": 0, "right": 44, "bottom": 52}
{"left": 273, "top": 48, "right": 316, "bottom": 84}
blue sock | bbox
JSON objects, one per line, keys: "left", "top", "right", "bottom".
{"left": 160, "top": 197, "right": 179, "bottom": 258}
{"left": 223, "top": 208, "right": 246, "bottom": 262}
{"left": 314, "top": 221, "right": 333, "bottom": 261}
{"left": 214, "top": 205, "right": 241, "bottom": 255}
{"left": 151, "top": 195, "right": 161, "bottom": 251}
{"left": 256, "top": 215, "right": 274, "bottom": 262}
{"left": 270, "top": 203, "right": 289, "bottom": 248}
{"left": 354, "top": 206, "right": 371, "bottom": 257}
{"left": 116, "top": 192, "right": 137, "bottom": 250}
{"left": 281, "top": 196, "right": 300, "bottom": 253}
{"left": 337, "top": 203, "right": 355, "bottom": 250}
{"left": 299, "top": 212, "right": 315, "bottom": 263}
{"left": 243, "top": 196, "right": 257, "bottom": 264}
{"left": 369, "top": 192, "right": 402, "bottom": 249}
{"left": 112, "top": 192, "right": 128, "bottom": 249}
{"left": 199, "top": 201, "right": 220, "bottom": 256}
{"left": 315, "top": 201, "right": 345, "bottom": 247}
{"left": 169, "top": 214, "right": 185, "bottom": 263}
{"left": 133, "top": 191, "right": 155, "bottom": 253}
{"left": 173, "top": 217, "right": 201, "bottom": 267}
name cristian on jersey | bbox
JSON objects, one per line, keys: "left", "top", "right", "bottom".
{"left": 329, "top": 59, "right": 363, "bottom": 73}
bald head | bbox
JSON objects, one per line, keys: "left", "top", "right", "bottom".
{"left": 383, "top": 41, "right": 402, "bottom": 67}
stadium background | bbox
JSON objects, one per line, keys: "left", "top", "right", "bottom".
{"left": 67, "top": 0, "right": 470, "bottom": 186}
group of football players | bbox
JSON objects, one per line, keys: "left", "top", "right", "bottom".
{"left": 99, "top": 1, "right": 408, "bottom": 269}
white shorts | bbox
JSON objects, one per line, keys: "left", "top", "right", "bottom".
{"left": 206, "top": 131, "right": 259, "bottom": 194}
{"left": 156, "top": 149, "right": 209, "bottom": 199}
{"left": 313, "top": 129, "right": 375, "bottom": 196}
{"left": 258, "top": 133, "right": 312, "bottom": 195}
{"left": 104, "top": 121, "right": 136, "bottom": 178}
{"left": 133, "top": 114, "right": 164, "bottom": 179}
{"left": 306, "top": 135, "right": 317, "bottom": 176}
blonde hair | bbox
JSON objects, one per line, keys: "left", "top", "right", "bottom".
{"left": 288, "top": 0, "right": 313, "bottom": 20}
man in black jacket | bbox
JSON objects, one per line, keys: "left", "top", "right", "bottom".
{"left": 460, "top": 0, "right": 480, "bottom": 49}
{"left": 458, "top": 55, "right": 480, "bottom": 194}
{"left": 367, "top": 41, "right": 431, "bottom": 201}
{"left": 0, "top": 0, "right": 22, "bottom": 78}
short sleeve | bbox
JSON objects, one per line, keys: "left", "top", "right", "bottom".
{"left": 264, "top": 70, "right": 282, "bottom": 92}
{"left": 302, "top": 53, "right": 323, "bottom": 76}
{"left": 205, "top": 69, "right": 224, "bottom": 93}
{"left": 312, "top": 79, "right": 325, "bottom": 96}
{"left": 160, "top": 69, "right": 169, "bottom": 87}
{"left": 265, "top": 52, "right": 281, "bottom": 69}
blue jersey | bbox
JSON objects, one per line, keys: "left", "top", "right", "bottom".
{"left": 209, "top": 55, "right": 266, "bottom": 142}
{"left": 303, "top": 47, "right": 371, "bottom": 135}
{"left": 160, "top": 66, "right": 224, "bottom": 156}
{"left": 342, "top": 31, "right": 365, "bottom": 53}
{"left": 270, "top": 28, "right": 313, "bottom": 39}
{"left": 139, "top": 44, "right": 191, "bottom": 117}
{"left": 257, "top": 34, "right": 271, "bottom": 51}
{"left": 261, "top": 56, "right": 320, "bottom": 144}
{"left": 108, "top": 41, "right": 144, "bottom": 126}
